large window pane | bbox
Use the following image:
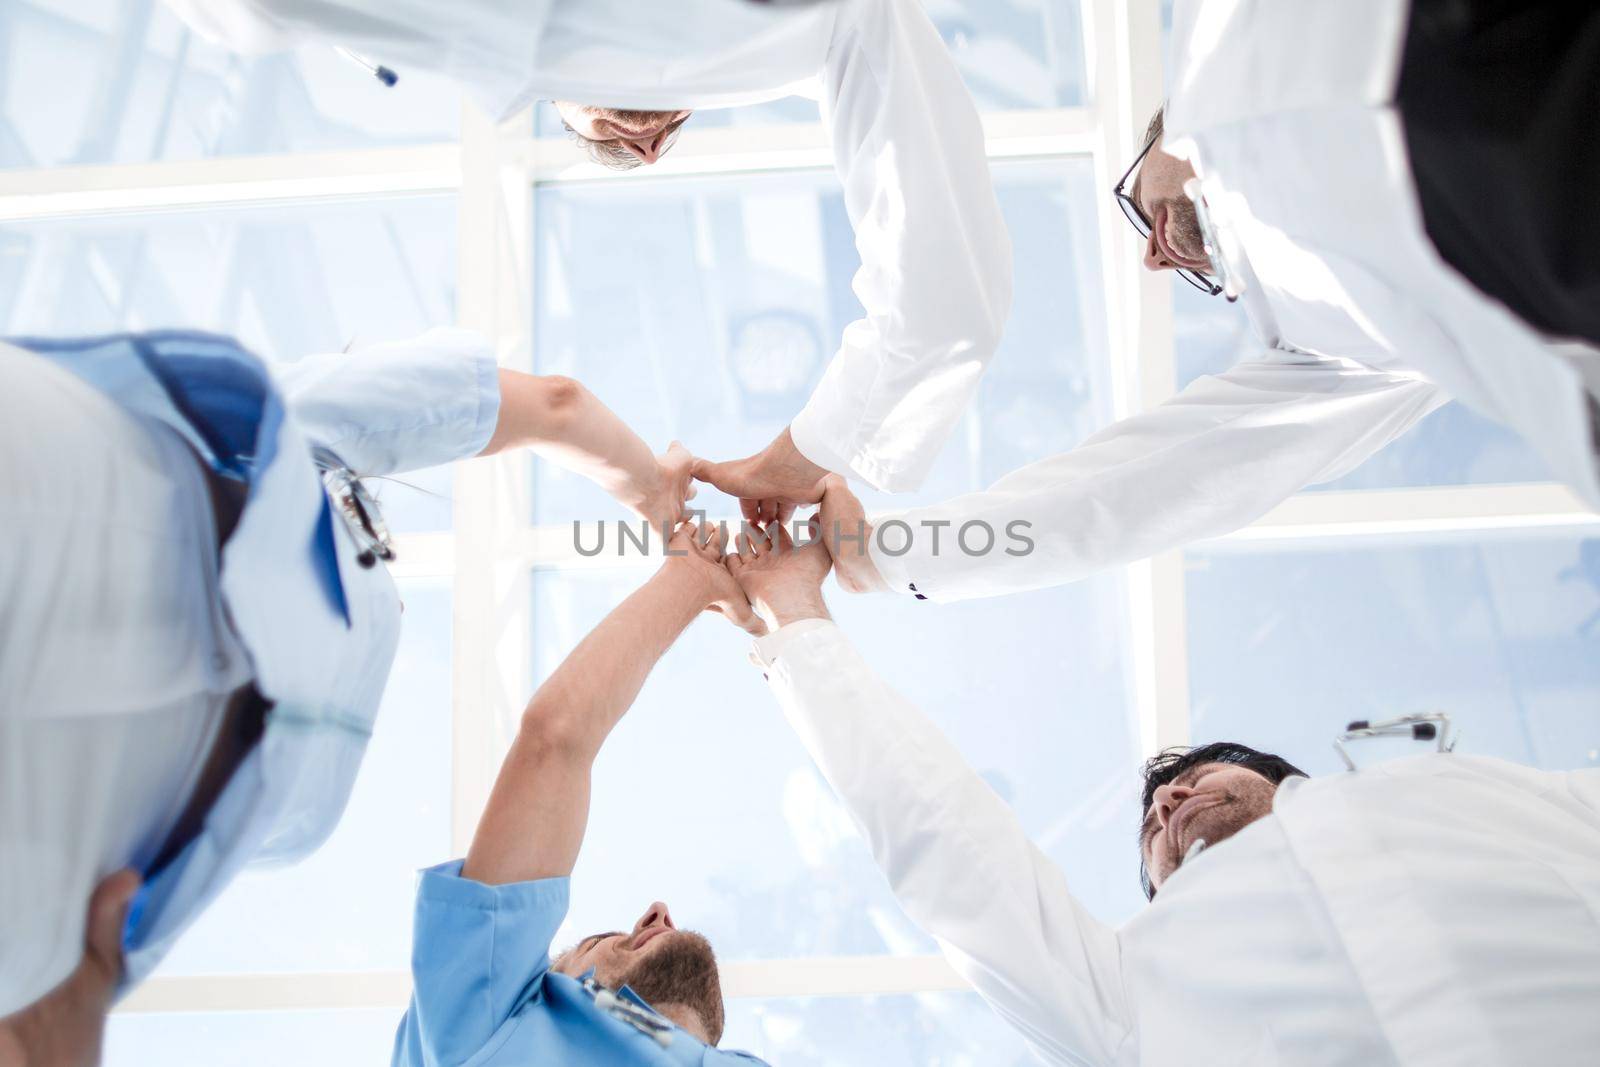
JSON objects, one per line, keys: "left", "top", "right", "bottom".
{"left": 105, "top": 1009, "right": 401, "bottom": 1067}
{"left": 1185, "top": 531, "right": 1600, "bottom": 776}
{"left": 535, "top": 561, "right": 1143, "bottom": 962}
{"left": 1171, "top": 280, "right": 1554, "bottom": 490}
{"left": 2, "top": 1, "right": 459, "bottom": 169}
{"left": 0, "top": 196, "right": 456, "bottom": 356}
{"left": 152, "top": 579, "right": 452, "bottom": 975}
{"left": 0, "top": 194, "right": 459, "bottom": 531}
{"left": 927, "top": 0, "right": 1088, "bottom": 111}
{"left": 532, "top": 158, "right": 1110, "bottom": 523}
{"left": 722, "top": 992, "right": 1038, "bottom": 1065}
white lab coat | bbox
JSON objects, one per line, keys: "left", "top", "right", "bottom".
{"left": 1167, "top": 0, "right": 1600, "bottom": 505}
{"left": 753, "top": 619, "right": 1600, "bottom": 1066}
{"left": 869, "top": 0, "right": 1600, "bottom": 601}
{"left": 162, "top": 0, "right": 1013, "bottom": 493}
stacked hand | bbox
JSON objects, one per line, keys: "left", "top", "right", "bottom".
{"left": 664, "top": 519, "right": 764, "bottom": 635}
{"left": 692, "top": 428, "right": 828, "bottom": 526}
{"left": 724, "top": 519, "right": 834, "bottom": 632}
{"left": 662, "top": 425, "right": 890, "bottom": 623}
{"left": 629, "top": 441, "right": 699, "bottom": 534}
{"left": 812, "top": 474, "right": 889, "bottom": 594}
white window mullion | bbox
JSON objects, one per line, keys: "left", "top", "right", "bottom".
{"left": 1085, "top": 0, "right": 1190, "bottom": 759}
{"left": 115, "top": 956, "right": 969, "bottom": 1015}
{"left": 524, "top": 108, "right": 1097, "bottom": 185}
{"left": 451, "top": 105, "right": 537, "bottom": 856}
{"left": 0, "top": 145, "right": 460, "bottom": 221}
{"left": 1225, "top": 483, "right": 1600, "bottom": 543}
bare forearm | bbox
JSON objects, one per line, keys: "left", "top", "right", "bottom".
{"left": 480, "top": 370, "right": 660, "bottom": 509}
{"left": 526, "top": 564, "right": 705, "bottom": 756}
{"left": 462, "top": 563, "right": 706, "bottom": 885}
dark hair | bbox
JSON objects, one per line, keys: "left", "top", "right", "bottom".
{"left": 1138, "top": 741, "right": 1306, "bottom": 900}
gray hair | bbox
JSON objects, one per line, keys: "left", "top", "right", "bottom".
{"left": 563, "top": 122, "right": 685, "bottom": 172}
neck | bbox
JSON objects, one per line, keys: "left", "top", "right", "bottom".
{"left": 653, "top": 1003, "right": 711, "bottom": 1045}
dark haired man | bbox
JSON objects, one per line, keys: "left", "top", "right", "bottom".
{"left": 724, "top": 523, "right": 1600, "bottom": 1065}
{"left": 164, "top": 0, "right": 1013, "bottom": 510}
{"left": 392, "top": 521, "right": 767, "bottom": 1067}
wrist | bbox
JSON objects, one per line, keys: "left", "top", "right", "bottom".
{"left": 615, "top": 462, "right": 661, "bottom": 513}
{"left": 758, "top": 592, "right": 831, "bottom": 631}
{"left": 658, "top": 554, "right": 718, "bottom": 607}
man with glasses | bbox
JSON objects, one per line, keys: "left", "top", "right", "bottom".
{"left": 807, "top": 0, "right": 1600, "bottom": 605}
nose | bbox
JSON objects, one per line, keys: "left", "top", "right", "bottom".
{"left": 632, "top": 901, "right": 675, "bottom": 939}
{"left": 620, "top": 132, "right": 666, "bottom": 165}
{"left": 1143, "top": 228, "right": 1175, "bottom": 273}
{"left": 1152, "top": 782, "right": 1196, "bottom": 830}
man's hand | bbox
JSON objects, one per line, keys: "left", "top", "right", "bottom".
{"left": 815, "top": 474, "right": 890, "bottom": 594}
{"left": 692, "top": 427, "right": 828, "bottom": 526}
{"left": 664, "top": 520, "right": 764, "bottom": 635}
{"left": 627, "top": 441, "right": 698, "bottom": 534}
{"left": 0, "top": 870, "right": 140, "bottom": 1067}
{"left": 725, "top": 520, "right": 833, "bottom": 631}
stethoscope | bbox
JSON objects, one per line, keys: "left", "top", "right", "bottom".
{"left": 335, "top": 47, "right": 398, "bottom": 88}
{"left": 1184, "top": 174, "right": 1291, "bottom": 351}
{"left": 1184, "top": 176, "right": 1242, "bottom": 303}
{"left": 1334, "top": 711, "right": 1458, "bottom": 772}
{"left": 1175, "top": 711, "right": 1460, "bottom": 871}
{"left": 581, "top": 975, "right": 676, "bottom": 1049}
{"left": 313, "top": 447, "right": 395, "bottom": 568}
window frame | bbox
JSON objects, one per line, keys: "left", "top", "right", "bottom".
{"left": 3, "top": 0, "right": 1591, "bottom": 1024}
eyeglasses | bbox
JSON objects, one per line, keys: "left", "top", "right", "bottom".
{"left": 1113, "top": 137, "right": 1223, "bottom": 296}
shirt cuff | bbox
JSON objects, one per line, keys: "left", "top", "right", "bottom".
{"left": 464, "top": 337, "right": 503, "bottom": 459}
{"left": 749, "top": 618, "right": 838, "bottom": 671}
{"left": 788, "top": 407, "right": 857, "bottom": 479}
{"left": 865, "top": 511, "right": 930, "bottom": 600}
{"left": 791, "top": 405, "right": 930, "bottom": 493}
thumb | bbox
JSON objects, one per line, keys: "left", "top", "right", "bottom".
{"left": 84, "top": 870, "right": 140, "bottom": 983}
{"left": 714, "top": 596, "right": 767, "bottom": 637}
{"left": 690, "top": 458, "right": 743, "bottom": 495}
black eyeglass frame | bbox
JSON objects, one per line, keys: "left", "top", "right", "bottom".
{"left": 1113, "top": 137, "right": 1224, "bottom": 296}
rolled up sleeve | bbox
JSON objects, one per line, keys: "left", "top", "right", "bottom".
{"left": 275, "top": 328, "right": 502, "bottom": 477}
{"left": 398, "top": 861, "right": 569, "bottom": 1067}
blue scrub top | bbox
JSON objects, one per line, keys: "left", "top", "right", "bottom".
{"left": 393, "top": 862, "right": 771, "bottom": 1067}
{"left": 8, "top": 330, "right": 500, "bottom": 992}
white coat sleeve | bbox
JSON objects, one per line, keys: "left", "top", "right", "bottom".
{"left": 788, "top": 0, "right": 1013, "bottom": 493}
{"left": 273, "top": 327, "right": 502, "bottom": 477}
{"left": 869, "top": 351, "right": 1448, "bottom": 601}
{"left": 755, "top": 619, "right": 1132, "bottom": 1067}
